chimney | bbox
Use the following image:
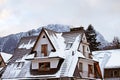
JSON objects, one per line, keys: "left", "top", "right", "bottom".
{"left": 70, "top": 27, "right": 84, "bottom": 31}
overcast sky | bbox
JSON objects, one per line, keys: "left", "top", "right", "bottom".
{"left": 0, "top": 0, "right": 120, "bottom": 42}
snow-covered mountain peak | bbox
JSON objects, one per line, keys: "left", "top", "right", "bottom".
{"left": 0, "top": 24, "right": 109, "bottom": 54}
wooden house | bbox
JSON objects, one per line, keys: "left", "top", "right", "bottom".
{"left": 2, "top": 27, "right": 102, "bottom": 80}
{"left": 93, "top": 49, "right": 120, "bottom": 80}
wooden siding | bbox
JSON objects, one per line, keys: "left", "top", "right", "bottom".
{"left": 104, "top": 68, "right": 120, "bottom": 78}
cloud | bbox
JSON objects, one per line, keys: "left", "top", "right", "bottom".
{"left": 0, "top": 0, "right": 6, "bottom": 4}
{"left": 0, "top": 9, "right": 11, "bottom": 20}
{"left": 0, "top": 0, "right": 120, "bottom": 41}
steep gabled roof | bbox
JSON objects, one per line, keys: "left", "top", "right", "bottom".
{"left": 32, "top": 27, "right": 85, "bottom": 52}
{"left": 62, "top": 30, "right": 84, "bottom": 43}
{"left": 2, "top": 27, "right": 89, "bottom": 79}
{"left": 32, "top": 28, "right": 56, "bottom": 52}
{"left": 9, "top": 36, "right": 37, "bottom": 63}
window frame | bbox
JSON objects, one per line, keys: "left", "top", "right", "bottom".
{"left": 79, "top": 62, "right": 83, "bottom": 72}
{"left": 41, "top": 44, "right": 48, "bottom": 56}
{"left": 88, "top": 64, "right": 93, "bottom": 75}
{"left": 39, "top": 62, "right": 50, "bottom": 71}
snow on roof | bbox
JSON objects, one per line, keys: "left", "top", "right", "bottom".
{"left": 2, "top": 28, "right": 86, "bottom": 79}
{"left": 45, "top": 29, "right": 66, "bottom": 50}
{"left": 56, "top": 35, "right": 85, "bottom": 77}
{"left": 49, "top": 50, "right": 66, "bottom": 59}
{"left": 18, "top": 40, "right": 35, "bottom": 49}
{"left": 25, "top": 53, "right": 35, "bottom": 60}
{"left": 92, "top": 49, "right": 120, "bottom": 76}
{"left": 0, "top": 52, "right": 12, "bottom": 63}
{"left": 2, "top": 35, "right": 85, "bottom": 79}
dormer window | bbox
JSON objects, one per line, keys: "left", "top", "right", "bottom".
{"left": 66, "top": 42, "right": 73, "bottom": 50}
{"left": 42, "top": 35, "right": 46, "bottom": 38}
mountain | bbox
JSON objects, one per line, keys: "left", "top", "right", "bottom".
{"left": 0, "top": 24, "right": 108, "bottom": 54}
{"left": 96, "top": 31, "right": 110, "bottom": 49}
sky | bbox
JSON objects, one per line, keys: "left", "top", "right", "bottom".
{"left": 0, "top": 0, "right": 120, "bottom": 42}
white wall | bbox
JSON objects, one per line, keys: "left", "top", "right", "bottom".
{"left": 32, "top": 60, "right": 38, "bottom": 69}
{"left": 51, "top": 59, "right": 59, "bottom": 68}
{"left": 34, "top": 32, "right": 54, "bottom": 57}
{"left": 78, "top": 34, "right": 90, "bottom": 58}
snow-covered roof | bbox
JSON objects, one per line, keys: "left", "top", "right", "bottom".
{"left": 18, "top": 36, "right": 37, "bottom": 49}
{"left": 45, "top": 29, "right": 66, "bottom": 50}
{"left": 2, "top": 51, "right": 84, "bottom": 79}
{"left": 0, "top": 52, "right": 12, "bottom": 63}
{"left": 2, "top": 28, "right": 87, "bottom": 79}
{"left": 43, "top": 28, "right": 84, "bottom": 58}
{"left": 92, "top": 49, "right": 120, "bottom": 76}
{"left": 9, "top": 36, "right": 37, "bottom": 63}
{"left": 62, "top": 30, "right": 83, "bottom": 43}
{"left": 2, "top": 30, "right": 85, "bottom": 79}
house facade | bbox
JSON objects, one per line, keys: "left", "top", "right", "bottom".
{"left": 2, "top": 27, "right": 102, "bottom": 80}
{"left": 93, "top": 49, "right": 120, "bottom": 80}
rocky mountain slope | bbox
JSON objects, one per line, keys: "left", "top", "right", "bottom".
{"left": 0, "top": 24, "right": 109, "bottom": 54}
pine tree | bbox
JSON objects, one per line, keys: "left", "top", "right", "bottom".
{"left": 85, "top": 24, "right": 101, "bottom": 51}
{"left": 112, "top": 36, "right": 120, "bottom": 49}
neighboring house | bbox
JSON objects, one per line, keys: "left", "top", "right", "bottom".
{"left": 92, "top": 49, "right": 120, "bottom": 80}
{"left": 0, "top": 52, "right": 12, "bottom": 77}
{"left": 2, "top": 27, "right": 102, "bottom": 80}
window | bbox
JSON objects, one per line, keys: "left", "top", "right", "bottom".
{"left": 66, "top": 43, "right": 73, "bottom": 50}
{"left": 41, "top": 44, "right": 48, "bottom": 56}
{"left": 39, "top": 62, "right": 50, "bottom": 71}
{"left": 88, "top": 64, "right": 93, "bottom": 74}
{"left": 83, "top": 45, "right": 85, "bottom": 55}
{"left": 79, "top": 62, "right": 83, "bottom": 72}
{"left": 87, "top": 47, "right": 89, "bottom": 51}
{"left": 110, "top": 70, "right": 119, "bottom": 78}
{"left": 42, "top": 35, "right": 46, "bottom": 38}
{"left": 114, "top": 70, "right": 119, "bottom": 77}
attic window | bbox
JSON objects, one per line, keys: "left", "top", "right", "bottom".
{"left": 87, "top": 47, "right": 89, "bottom": 51}
{"left": 42, "top": 35, "right": 46, "bottom": 38}
{"left": 66, "top": 43, "right": 73, "bottom": 50}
